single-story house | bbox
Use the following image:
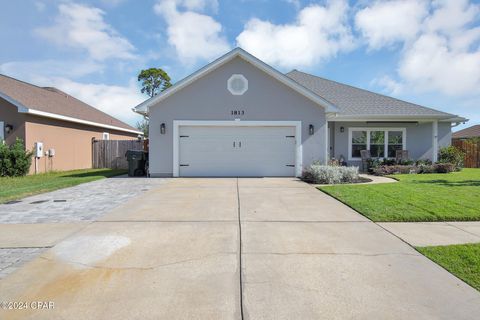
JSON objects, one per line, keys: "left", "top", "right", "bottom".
{"left": 134, "top": 48, "right": 467, "bottom": 177}
{"left": 452, "top": 125, "right": 480, "bottom": 140}
{"left": 0, "top": 74, "right": 142, "bottom": 174}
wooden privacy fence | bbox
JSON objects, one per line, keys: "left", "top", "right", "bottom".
{"left": 452, "top": 139, "right": 480, "bottom": 168}
{"left": 92, "top": 139, "right": 145, "bottom": 169}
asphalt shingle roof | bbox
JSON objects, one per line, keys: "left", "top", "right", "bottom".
{"left": 0, "top": 74, "right": 138, "bottom": 131}
{"left": 286, "top": 70, "right": 455, "bottom": 118}
{"left": 452, "top": 125, "right": 480, "bottom": 138}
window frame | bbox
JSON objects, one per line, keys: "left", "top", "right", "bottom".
{"left": 348, "top": 127, "right": 407, "bottom": 161}
{"left": 102, "top": 132, "right": 110, "bottom": 140}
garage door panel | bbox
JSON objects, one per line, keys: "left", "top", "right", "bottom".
{"left": 178, "top": 126, "right": 297, "bottom": 177}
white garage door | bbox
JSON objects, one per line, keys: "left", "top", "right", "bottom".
{"left": 178, "top": 126, "right": 297, "bottom": 177}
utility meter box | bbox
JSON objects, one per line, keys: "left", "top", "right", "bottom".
{"left": 34, "top": 142, "right": 44, "bottom": 158}
{"left": 48, "top": 149, "right": 55, "bottom": 157}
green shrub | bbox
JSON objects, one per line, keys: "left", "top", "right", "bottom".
{"left": 0, "top": 139, "right": 33, "bottom": 177}
{"left": 433, "top": 163, "right": 455, "bottom": 173}
{"left": 302, "top": 165, "right": 359, "bottom": 184}
{"left": 373, "top": 165, "right": 418, "bottom": 176}
{"left": 415, "top": 159, "right": 433, "bottom": 166}
{"left": 438, "top": 146, "right": 464, "bottom": 170}
{"left": 417, "top": 164, "right": 435, "bottom": 174}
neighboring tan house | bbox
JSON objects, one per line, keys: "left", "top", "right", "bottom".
{"left": 0, "top": 74, "right": 142, "bottom": 174}
{"left": 134, "top": 48, "right": 467, "bottom": 177}
{"left": 452, "top": 125, "right": 480, "bottom": 140}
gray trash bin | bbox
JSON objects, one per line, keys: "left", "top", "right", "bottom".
{"left": 125, "top": 150, "right": 146, "bottom": 177}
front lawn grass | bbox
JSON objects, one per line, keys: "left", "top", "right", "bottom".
{"left": 417, "top": 243, "right": 480, "bottom": 291}
{"left": 0, "top": 168, "right": 126, "bottom": 203}
{"left": 318, "top": 168, "right": 480, "bottom": 222}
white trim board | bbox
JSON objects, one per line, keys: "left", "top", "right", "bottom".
{"left": 134, "top": 48, "right": 339, "bottom": 115}
{"left": 347, "top": 127, "right": 407, "bottom": 161}
{"left": 173, "top": 120, "right": 303, "bottom": 177}
{"left": 26, "top": 109, "right": 142, "bottom": 135}
{"left": 327, "top": 114, "right": 465, "bottom": 122}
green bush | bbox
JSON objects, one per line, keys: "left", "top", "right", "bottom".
{"left": 438, "top": 146, "right": 464, "bottom": 170}
{"left": 302, "top": 165, "right": 359, "bottom": 184}
{"left": 373, "top": 165, "right": 418, "bottom": 176}
{"left": 433, "top": 163, "right": 456, "bottom": 173}
{"left": 0, "top": 139, "right": 33, "bottom": 177}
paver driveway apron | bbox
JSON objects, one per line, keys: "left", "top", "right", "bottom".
{"left": 1, "top": 178, "right": 480, "bottom": 319}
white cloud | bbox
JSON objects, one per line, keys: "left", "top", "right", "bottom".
{"left": 0, "top": 60, "right": 104, "bottom": 80}
{"left": 178, "top": 0, "right": 219, "bottom": 12}
{"left": 355, "top": 0, "right": 428, "bottom": 49}
{"left": 35, "top": 3, "right": 136, "bottom": 61}
{"left": 236, "top": 0, "right": 355, "bottom": 68}
{"left": 371, "top": 75, "right": 404, "bottom": 95}
{"left": 425, "top": 0, "right": 480, "bottom": 35}
{"left": 357, "top": 0, "right": 480, "bottom": 97}
{"left": 46, "top": 77, "right": 146, "bottom": 125}
{"left": 154, "top": 0, "right": 229, "bottom": 63}
{"left": 399, "top": 33, "right": 480, "bottom": 95}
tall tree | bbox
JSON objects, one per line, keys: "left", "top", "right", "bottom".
{"left": 137, "top": 68, "right": 172, "bottom": 98}
{"left": 137, "top": 68, "right": 172, "bottom": 137}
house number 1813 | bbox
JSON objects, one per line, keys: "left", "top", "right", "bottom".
{"left": 231, "top": 110, "right": 245, "bottom": 115}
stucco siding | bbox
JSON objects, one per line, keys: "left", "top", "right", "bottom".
{"left": 148, "top": 57, "right": 328, "bottom": 176}
{"left": 25, "top": 115, "right": 137, "bottom": 174}
{"left": 331, "top": 121, "right": 452, "bottom": 165}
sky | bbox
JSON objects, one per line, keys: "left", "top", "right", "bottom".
{"left": 0, "top": 0, "right": 479, "bottom": 130}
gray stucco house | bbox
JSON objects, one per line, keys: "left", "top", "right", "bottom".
{"left": 134, "top": 48, "right": 467, "bottom": 177}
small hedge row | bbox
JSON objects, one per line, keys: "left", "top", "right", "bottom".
{"left": 0, "top": 139, "right": 32, "bottom": 177}
{"left": 302, "top": 164, "right": 359, "bottom": 184}
{"left": 372, "top": 163, "right": 456, "bottom": 176}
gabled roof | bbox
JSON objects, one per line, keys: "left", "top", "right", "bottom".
{"left": 0, "top": 74, "right": 142, "bottom": 134}
{"left": 133, "top": 48, "right": 339, "bottom": 115}
{"left": 287, "top": 70, "right": 464, "bottom": 121}
{"left": 452, "top": 125, "right": 480, "bottom": 138}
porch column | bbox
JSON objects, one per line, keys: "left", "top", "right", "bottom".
{"left": 432, "top": 120, "right": 438, "bottom": 162}
{"left": 325, "top": 122, "right": 329, "bottom": 165}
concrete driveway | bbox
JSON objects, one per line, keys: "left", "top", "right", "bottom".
{"left": 1, "top": 178, "right": 480, "bottom": 319}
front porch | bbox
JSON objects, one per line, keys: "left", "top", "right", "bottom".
{"left": 326, "top": 120, "right": 452, "bottom": 166}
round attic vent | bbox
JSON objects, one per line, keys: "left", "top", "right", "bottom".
{"left": 227, "top": 74, "right": 248, "bottom": 95}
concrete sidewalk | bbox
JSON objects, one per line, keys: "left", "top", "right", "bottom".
{"left": 1, "top": 178, "right": 479, "bottom": 319}
{"left": 379, "top": 222, "right": 480, "bottom": 247}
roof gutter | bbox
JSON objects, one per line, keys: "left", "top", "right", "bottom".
{"left": 25, "top": 109, "right": 143, "bottom": 135}
{"left": 327, "top": 114, "right": 463, "bottom": 122}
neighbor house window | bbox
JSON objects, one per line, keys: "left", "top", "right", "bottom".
{"left": 102, "top": 132, "right": 110, "bottom": 140}
{"left": 348, "top": 128, "right": 406, "bottom": 160}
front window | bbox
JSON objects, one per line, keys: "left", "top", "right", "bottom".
{"left": 370, "top": 131, "right": 385, "bottom": 158}
{"left": 351, "top": 131, "right": 367, "bottom": 158}
{"left": 388, "top": 131, "right": 403, "bottom": 158}
{"left": 349, "top": 128, "right": 406, "bottom": 160}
